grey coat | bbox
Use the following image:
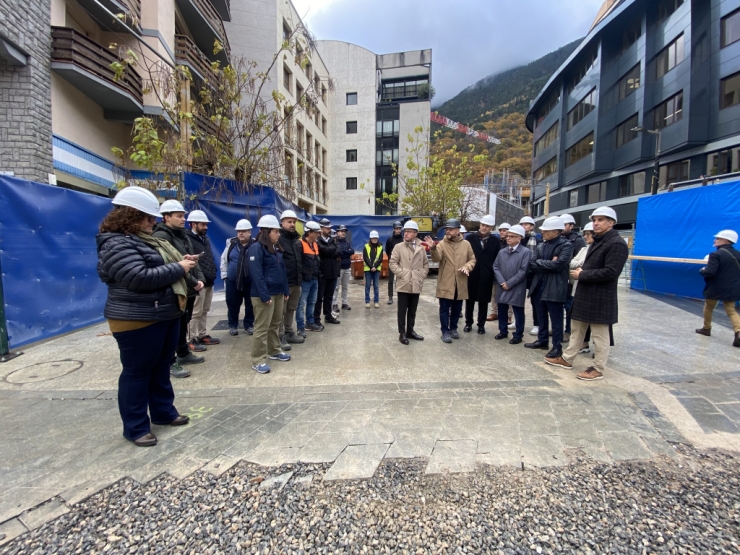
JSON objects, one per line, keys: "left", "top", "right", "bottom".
{"left": 493, "top": 245, "right": 532, "bottom": 307}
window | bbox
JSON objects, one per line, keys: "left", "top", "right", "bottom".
{"left": 346, "top": 177, "right": 357, "bottom": 190}
{"left": 376, "top": 119, "right": 400, "bottom": 137}
{"left": 621, "top": 19, "right": 641, "bottom": 53}
{"left": 346, "top": 92, "right": 357, "bottom": 105}
{"left": 534, "top": 122, "right": 559, "bottom": 157}
{"left": 321, "top": 85, "right": 327, "bottom": 103}
{"left": 658, "top": 0, "right": 683, "bottom": 23}
{"left": 616, "top": 114, "right": 639, "bottom": 148}
{"left": 567, "top": 89, "right": 597, "bottom": 130}
{"left": 381, "top": 78, "right": 429, "bottom": 101}
{"left": 722, "top": 8, "right": 740, "bottom": 48}
{"left": 346, "top": 121, "right": 357, "bottom": 134}
{"left": 346, "top": 149, "right": 357, "bottom": 162}
{"left": 566, "top": 132, "right": 594, "bottom": 167}
{"left": 653, "top": 91, "right": 683, "bottom": 129}
{"left": 283, "top": 66, "right": 292, "bottom": 94}
{"left": 721, "top": 72, "right": 740, "bottom": 109}
{"left": 707, "top": 148, "right": 740, "bottom": 175}
{"left": 569, "top": 190, "right": 578, "bottom": 208}
{"left": 656, "top": 34, "right": 684, "bottom": 79}
{"left": 587, "top": 181, "right": 606, "bottom": 204}
{"left": 536, "top": 90, "right": 561, "bottom": 129}
{"left": 376, "top": 148, "right": 399, "bottom": 166}
{"left": 618, "top": 64, "right": 641, "bottom": 102}
{"left": 376, "top": 177, "right": 397, "bottom": 196}
{"left": 618, "top": 172, "right": 646, "bottom": 197}
{"left": 305, "top": 63, "right": 312, "bottom": 80}
{"left": 665, "top": 160, "right": 689, "bottom": 186}
{"left": 568, "top": 49, "right": 598, "bottom": 92}
{"left": 282, "top": 21, "right": 291, "bottom": 41}
{"left": 296, "top": 82, "right": 304, "bottom": 101}
{"left": 534, "top": 157, "right": 557, "bottom": 182}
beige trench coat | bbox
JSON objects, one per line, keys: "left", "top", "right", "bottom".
{"left": 430, "top": 234, "right": 476, "bottom": 299}
{"left": 389, "top": 240, "right": 429, "bottom": 294}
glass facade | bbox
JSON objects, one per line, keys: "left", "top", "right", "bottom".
{"left": 565, "top": 133, "right": 594, "bottom": 167}
{"left": 653, "top": 91, "right": 683, "bottom": 129}
{"left": 567, "top": 89, "right": 597, "bottom": 130}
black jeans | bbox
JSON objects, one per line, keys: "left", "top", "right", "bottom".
{"left": 176, "top": 296, "right": 196, "bottom": 357}
{"left": 225, "top": 278, "right": 254, "bottom": 330}
{"left": 388, "top": 270, "right": 395, "bottom": 299}
{"left": 397, "top": 292, "right": 420, "bottom": 333}
{"left": 464, "top": 298, "right": 489, "bottom": 328}
{"left": 113, "top": 319, "right": 180, "bottom": 441}
{"left": 498, "top": 303, "right": 525, "bottom": 340}
{"left": 314, "top": 277, "right": 338, "bottom": 323}
{"left": 532, "top": 294, "right": 565, "bottom": 352}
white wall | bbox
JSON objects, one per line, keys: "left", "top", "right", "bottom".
{"left": 398, "top": 100, "right": 431, "bottom": 206}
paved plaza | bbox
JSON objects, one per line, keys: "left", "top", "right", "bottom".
{"left": 1, "top": 278, "right": 740, "bottom": 546}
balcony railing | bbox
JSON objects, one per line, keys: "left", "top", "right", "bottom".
{"left": 176, "top": 0, "right": 231, "bottom": 63}
{"left": 51, "top": 26, "right": 143, "bottom": 106}
{"left": 175, "top": 35, "right": 216, "bottom": 83}
{"left": 75, "top": 0, "right": 141, "bottom": 32}
{"left": 194, "top": 112, "right": 222, "bottom": 139}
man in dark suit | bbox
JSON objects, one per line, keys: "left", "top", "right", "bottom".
{"left": 545, "top": 206, "right": 628, "bottom": 381}
{"left": 464, "top": 214, "right": 501, "bottom": 334}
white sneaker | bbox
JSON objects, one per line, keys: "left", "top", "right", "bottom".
{"left": 529, "top": 326, "right": 539, "bottom": 336}
{"left": 578, "top": 345, "right": 590, "bottom": 354}
{"left": 507, "top": 322, "right": 516, "bottom": 330}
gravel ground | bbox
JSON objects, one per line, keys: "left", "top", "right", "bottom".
{"left": 4, "top": 446, "right": 740, "bottom": 554}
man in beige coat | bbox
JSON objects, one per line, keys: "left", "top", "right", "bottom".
{"left": 389, "top": 220, "right": 430, "bottom": 345}
{"left": 423, "top": 219, "right": 476, "bottom": 343}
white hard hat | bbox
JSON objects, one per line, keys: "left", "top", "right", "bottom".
{"left": 257, "top": 215, "right": 280, "bottom": 229}
{"left": 460, "top": 225, "right": 467, "bottom": 233}
{"left": 540, "top": 216, "right": 565, "bottom": 231}
{"left": 498, "top": 222, "right": 511, "bottom": 231}
{"left": 403, "top": 220, "right": 419, "bottom": 231}
{"left": 305, "top": 221, "right": 321, "bottom": 232}
{"left": 590, "top": 206, "right": 618, "bottom": 222}
{"left": 159, "top": 199, "right": 186, "bottom": 214}
{"left": 715, "top": 229, "right": 738, "bottom": 244}
{"left": 369, "top": 230, "right": 379, "bottom": 239}
{"left": 508, "top": 224, "right": 526, "bottom": 237}
{"left": 187, "top": 210, "right": 210, "bottom": 223}
{"left": 281, "top": 209, "right": 298, "bottom": 220}
{"left": 561, "top": 213, "right": 576, "bottom": 225}
{"left": 519, "top": 216, "right": 535, "bottom": 225}
{"left": 583, "top": 222, "right": 594, "bottom": 232}
{"left": 480, "top": 215, "right": 496, "bottom": 227}
{"left": 111, "top": 186, "right": 160, "bottom": 217}
{"left": 235, "top": 219, "right": 252, "bottom": 231}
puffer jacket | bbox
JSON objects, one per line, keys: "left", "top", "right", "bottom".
{"left": 278, "top": 228, "right": 303, "bottom": 286}
{"left": 528, "top": 235, "right": 573, "bottom": 303}
{"left": 301, "top": 238, "right": 320, "bottom": 281}
{"left": 97, "top": 232, "right": 185, "bottom": 321}
{"left": 152, "top": 223, "right": 204, "bottom": 296}
{"left": 187, "top": 230, "right": 217, "bottom": 287}
{"left": 389, "top": 239, "right": 429, "bottom": 294}
{"left": 430, "top": 234, "right": 476, "bottom": 300}
{"left": 248, "top": 241, "right": 290, "bottom": 302}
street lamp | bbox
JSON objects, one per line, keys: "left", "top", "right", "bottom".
{"left": 632, "top": 126, "right": 662, "bottom": 195}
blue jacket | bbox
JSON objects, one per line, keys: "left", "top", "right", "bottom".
{"left": 336, "top": 237, "right": 354, "bottom": 270}
{"left": 248, "top": 241, "right": 289, "bottom": 302}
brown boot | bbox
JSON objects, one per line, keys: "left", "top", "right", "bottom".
{"left": 734, "top": 332, "right": 740, "bottom": 348}
{"left": 695, "top": 327, "right": 711, "bottom": 337}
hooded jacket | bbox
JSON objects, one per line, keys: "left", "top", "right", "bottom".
{"left": 248, "top": 241, "right": 290, "bottom": 302}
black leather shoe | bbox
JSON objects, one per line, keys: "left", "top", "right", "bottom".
{"left": 169, "top": 415, "right": 190, "bottom": 426}
{"left": 524, "top": 341, "right": 549, "bottom": 350}
{"left": 463, "top": 325, "right": 473, "bottom": 333}
{"left": 509, "top": 338, "right": 522, "bottom": 345}
{"left": 477, "top": 327, "right": 485, "bottom": 335}
{"left": 407, "top": 330, "right": 424, "bottom": 341}
{"left": 545, "top": 348, "right": 562, "bottom": 359}
{"left": 399, "top": 333, "right": 409, "bottom": 345}
{"left": 325, "top": 317, "right": 341, "bottom": 324}
{"left": 494, "top": 333, "right": 508, "bottom": 340}
{"left": 133, "top": 433, "right": 157, "bottom": 447}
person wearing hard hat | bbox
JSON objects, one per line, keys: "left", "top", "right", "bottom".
{"left": 363, "top": 231, "right": 384, "bottom": 308}
{"left": 186, "top": 210, "right": 220, "bottom": 349}
{"left": 519, "top": 215, "right": 543, "bottom": 336}
{"left": 332, "top": 224, "right": 355, "bottom": 312}
{"left": 277, "top": 210, "right": 305, "bottom": 348}
{"left": 98, "top": 187, "right": 195, "bottom": 445}
{"left": 464, "top": 214, "right": 501, "bottom": 335}
{"left": 560, "top": 213, "right": 587, "bottom": 342}
{"left": 525, "top": 216, "right": 573, "bottom": 359}
{"left": 153, "top": 200, "right": 206, "bottom": 377}
{"left": 487, "top": 222, "right": 513, "bottom": 324}
{"left": 385, "top": 221, "right": 404, "bottom": 305}
{"left": 314, "top": 218, "right": 342, "bottom": 325}
{"left": 247, "top": 215, "right": 290, "bottom": 374}
{"left": 389, "top": 220, "right": 429, "bottom": 344}
{"left": 568, "top": 222, "right": 602, "bottom": 355}
{"left": 547, "top": 206, "right": 629, "bottom": 381}
{"left": 492, "top": 224, "right": 532, "bottom": 344}
{"left": 297, "top": 221, "right": 322, "bottom": 334}
{"left": 220, "top": 219, "right": 255, "bottom": 336}
{"left": 696, "top": 229, "right": 740, "bottom": 347}
{"left": 423, "top": 219, "right": 476, "bottom": 343}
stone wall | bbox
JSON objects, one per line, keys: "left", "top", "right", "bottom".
{"left": 0, "top": 0, "right": 53, "bottom": 183}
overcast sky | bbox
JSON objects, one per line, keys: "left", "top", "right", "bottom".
{"left": 292, "top": 0, "right": 605, "bottom": 107}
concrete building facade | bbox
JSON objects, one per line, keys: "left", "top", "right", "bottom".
{"left": 526, "top": 0, "right": 740, "bottom": 228}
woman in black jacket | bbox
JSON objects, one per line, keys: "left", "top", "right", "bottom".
{"left": 97, "top": 187, "right": 196, "bottom": 447}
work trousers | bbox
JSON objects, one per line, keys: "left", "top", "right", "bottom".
{"left": 465, "top": 298, "right": 489, "bottom": 328}
{"left": 187, "top": 286, "right": 213, "bottom": 341}
{"left": 113, "top": 319, "right": 180, "bottom": 441}
{"left": 703, "top": 299, "right": 740, "bottom": 333}
{"left": 297, "top": 279, "right": 318, "bottom": 330}
{"left": 225, "top": 279, "right": 254, "bottom": 330}
{"left": 176, "top": 296, "right": 196, "bottom": 357}
{"left": 332, "top": 268, "right": 352, "bottom": 306}
{"left": 532, "top": 294, "right": 565, "bottom": 353}
{"left": 498, "top": 303, "right": 525, "bottom": 340}
{"left": 365, "top": 271, "right": 380, "bottom": 303}
{"left": 563, "top": 320, "right": 611, "bottom": 372}
{"left": 388, "top": 270, "right": 395, "bottom": 299}
{"left": 439, "top": 296, "right": 463, "bottom": 334}
{"left": 490, "top": 284, "right": 514, "bottom": 320}
{"left": 397, "top": 292, "right": 420, "bottom": 334}
{"left": 314, "top": 277, "right": 337, "bottom": 323}
{"left": 251, "top": 295, "right": 285, "bottom": 365}
{"left": 279, "top": 284, "right": 302, "bottom": 336}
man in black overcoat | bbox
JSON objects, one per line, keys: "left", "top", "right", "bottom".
{"left": 464, "top": 214, "right": 501, "bottom": 334}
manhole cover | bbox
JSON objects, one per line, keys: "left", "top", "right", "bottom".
{"left": 5, "top": 360, "right": 83, "bottom": 384}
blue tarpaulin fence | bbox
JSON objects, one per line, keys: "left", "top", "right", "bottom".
{"left": 632, "top": 180, "right": 740, "bottom": 299}
{"left": 0, "top": 172, "right": 404, "bottom": 348}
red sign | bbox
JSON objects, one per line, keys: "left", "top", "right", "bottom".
{"left": 430, "top": 112, "right": 501, "bottom": 145}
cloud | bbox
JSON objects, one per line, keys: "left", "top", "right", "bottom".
{"left": 302, "top": 0, "right": 604, "bottom": 108}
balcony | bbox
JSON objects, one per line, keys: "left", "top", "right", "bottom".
{"left": 51, "top": 27, "right": 143, "bottom": 122}
{"left": 175, "top": 0, "right": 230, "bottom": 66}
{"left": 175, "top": 35, "right": 217, "bottom": 83}
{"left": 75, "top": 0, "right": 141, "bottom": 32}
{"left": 210, "top": 0, "right": 230, "bottom": 21}
{"left": 194, "top": 112, "right": 222, "bottom": 139}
